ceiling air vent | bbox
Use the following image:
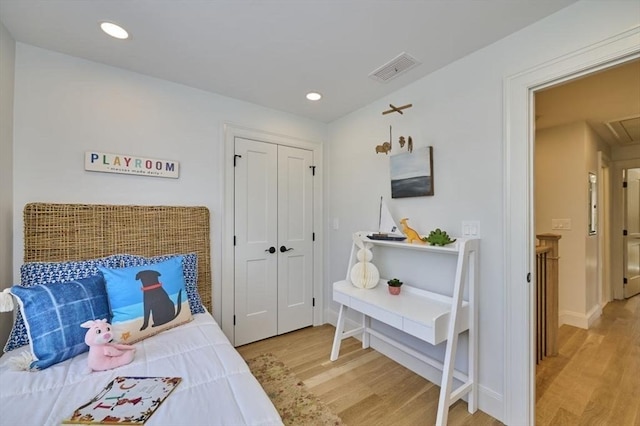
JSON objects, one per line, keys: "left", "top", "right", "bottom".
{"left": 369, "top": 52, "right": 420, "bottom": 83}
{"left": 606, "top": 115, "right": 640, "bottom": 144}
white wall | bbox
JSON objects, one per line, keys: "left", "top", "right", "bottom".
{"left": 0, "top": 21, "right": 15, "bottom": 346}
{"left": 535, "top": 122, "right": 606, "bottom": 328}
{"left": 535, "top": 123, "right": 587, "bottom": 319}
{"left": 612, "top": 143, "right": 640, "bottom": 160}
{"left": 11, "top": 44, "right": 327, "bottom": 323}
{"left": 325, "top": 0, "right": 640, "bottom": 421}
{"left": 585, "top": 125, "right": 604, "bottom": 316}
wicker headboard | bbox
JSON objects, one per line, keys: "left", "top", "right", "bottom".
{"left": 22, "top": 203, "right": 212, "bottom": 313}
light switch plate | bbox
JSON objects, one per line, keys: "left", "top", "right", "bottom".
{"left": 551, "top": 218, "right": 571, "bottom": 230}
{"left": 462, "top": 221, "right": 480, "bottom": 237}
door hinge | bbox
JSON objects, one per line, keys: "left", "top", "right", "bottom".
{"left": 623, "top": 229, "right": 628, "bottom": 236}
{"left": 526, "top": 272, "right": 531, "bottom": 283}
{"left": 623, "top": 181, "right": 627, "bottom": 188}
{"left": 234, "top": 235, "right": 237, "bottom": 246}
{"left": 312, "top": 232, "right": 315, "bottom": 241}
{"left": 233, "top": 315, "right": 236, "bottom": 325}
{"left": 309, "top": 165, "right": 316, "bottom": 176}
{"left": 234, "top": 154, "right": 242, "bottom": 167}
{"left": 623, "top": 277, "right": 628, "bottom": 285}
{"left": 312, "top": 297, "right": 315, "bottom": 307}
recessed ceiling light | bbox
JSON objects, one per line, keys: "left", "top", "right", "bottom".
{"left": 306, "top": 92, "right": 322, "bottom": 101}
{"left": 100, "top": 22, "right": 129, "bottom": 40}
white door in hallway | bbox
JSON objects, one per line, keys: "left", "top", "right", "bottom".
{"left": 234, "top": 138, "right": 314, "bottom": 346}
{"left": 623, "top": 167, "right": 640, "bottom": 299}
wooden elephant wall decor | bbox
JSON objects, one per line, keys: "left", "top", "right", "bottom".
{"left": 375, "top": 126, "right": 393, "bottom": 155}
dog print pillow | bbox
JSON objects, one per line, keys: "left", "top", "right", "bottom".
{"left": 98, "top": 257, "right": 192, "bottom": 344}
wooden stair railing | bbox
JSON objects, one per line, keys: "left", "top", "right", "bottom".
{"left": 535, "top": 233, "right": 561, "bottom": 363}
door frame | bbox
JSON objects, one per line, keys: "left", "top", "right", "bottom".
{"left": 222, "top": 124, "right": 324, "bottom": 345}
{"left": 598, "top": 151, "right": 612, "bottom": 307}
{"left": 503, "top": 27, "right": 639, "bottom": 425}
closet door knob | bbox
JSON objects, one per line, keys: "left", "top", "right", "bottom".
{"left": 280, "top": 246, "right": 293, "bottom": 253}
{"left": 265, "top": 247, "right": 276, "bottom": 254}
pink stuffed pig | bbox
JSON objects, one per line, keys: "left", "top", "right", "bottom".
{"left": 81, "top": 319, "right": 136, "bottom": 372}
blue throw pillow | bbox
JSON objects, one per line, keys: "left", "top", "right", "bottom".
{"left": 10, "top": 274, "right": 111, "bottom": 370}
{"left": 99, "top": 256, "right": 192, "bottom": 344}
{"left": 4, "top": 255, "right": 122, "bottom": 353}
{"left": 119, "top": 253, "right": 205, "bottom": 315}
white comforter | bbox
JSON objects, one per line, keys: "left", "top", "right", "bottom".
{"left": 0, "top": 313, "right": 283, "bottom": 426}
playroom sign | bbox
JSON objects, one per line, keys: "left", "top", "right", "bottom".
{"left": 85, "top": 151, "right": 180, "bottom": 179}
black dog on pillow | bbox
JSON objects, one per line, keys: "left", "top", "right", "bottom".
{"left": 135, "top": 269, "right": 183, "bottom": 331}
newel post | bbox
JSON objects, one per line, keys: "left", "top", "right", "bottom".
{"left": 536, "top": 233, "right": 561, "bottom": 356}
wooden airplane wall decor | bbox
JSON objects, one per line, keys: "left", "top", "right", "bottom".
{"left": 382, "top": 103, "right": 412, "bottom": 115}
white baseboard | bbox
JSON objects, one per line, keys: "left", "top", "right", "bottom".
{"left": 325, "top": 307, "right": 340, "bottom": 328}
{"left": 324, "top": 307, "right": 505, "bottom": 423}
{"left": 587, "top": 304, "right": 602, "bottom": 327}
{"left": 477, "top": 385, "right": 504, "bottom": 423}
{"left": 559, "top": 310, "right": 588, "bottom": 329}
{"left": 559, "top": 304, "right": 602, "bottom": 329}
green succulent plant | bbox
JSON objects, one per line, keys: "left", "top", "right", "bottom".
{"left": 421, "top": 228, "right": 457, "bottom": 246}
{"left": 387, "top": 278, "right": 403, "bottom": 287}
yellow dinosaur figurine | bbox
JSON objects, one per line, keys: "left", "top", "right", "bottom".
{"left": 399, "top": 218, "right": 424, "bottom": 244}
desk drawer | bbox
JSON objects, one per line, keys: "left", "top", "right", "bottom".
{"left": 334, "top": 291, "right": 350, "bottom": 306}
{"left": 352, "top": 298, "right": 403, "bottom": 329}
{"left": 403, "top": 317, "right": 437, "bottom": 344}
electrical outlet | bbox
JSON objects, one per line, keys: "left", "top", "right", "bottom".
{"left": 462, "top": 221, "right": 480, "bottom": 237}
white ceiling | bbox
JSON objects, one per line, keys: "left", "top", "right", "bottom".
{"left": 536, "top": 59, "right": 640, "bottom": 145}
{"left": 0, "top": 0, "right": 578, "bottom": 123}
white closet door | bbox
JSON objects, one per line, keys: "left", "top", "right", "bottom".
{"left": 277, "top": 145, "right": 314, "bottom": 334}
{"left": 234, "top": 137, "right": 278, "bottom": 346}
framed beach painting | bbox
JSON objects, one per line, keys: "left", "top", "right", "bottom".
{"left": 390, "top": 146, "right": 433, "bottom": 198}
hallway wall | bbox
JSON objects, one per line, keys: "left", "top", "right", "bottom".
{"left": 535, "top": 121, "right": 609, "bottom": 328}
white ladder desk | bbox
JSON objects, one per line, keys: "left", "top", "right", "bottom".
{"left": 330, "top": 235, "right": 479, "bottom": 425}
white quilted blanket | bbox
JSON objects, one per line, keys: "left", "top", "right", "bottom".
{"left": 0, "top": 313, "right": 282, "bottom": 426}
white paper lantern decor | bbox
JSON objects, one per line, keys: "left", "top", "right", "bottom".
{"left": 350, "top": 233, "right": 380, "bottom": 289}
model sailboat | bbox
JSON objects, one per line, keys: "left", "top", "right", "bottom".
{"left": 368, "top": 197, "right": 406, "bottom": 241}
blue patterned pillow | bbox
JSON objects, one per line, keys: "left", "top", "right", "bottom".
{"left": 4, "top": 255, "right": 122, "bottom": 353}
{"left": 10, "top": 274, "right": 111, "bottom": 370}
{"left": 99, "top": 257, "right": 192, "bottom": 344}
{"left": 20, "top": 255, "right": 124, "bottom": 286}
{"left": 119, "top": 253, "right": 205, "bottom": 315}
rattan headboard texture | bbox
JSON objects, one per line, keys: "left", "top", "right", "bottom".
{"left": 22, "top": 203, "right": 212, "bottom": 313}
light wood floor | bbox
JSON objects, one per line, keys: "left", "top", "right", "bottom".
{"left": 536, "top": 295, "right": 640, "bottom": 425}
{"left": 237, "top": 324, "right": 501, "bottom": 426}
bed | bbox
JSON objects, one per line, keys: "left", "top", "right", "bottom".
{"left": 0, "top": 203, "right": 282, "bottom": 425}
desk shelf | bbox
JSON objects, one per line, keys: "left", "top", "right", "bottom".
{"left": 330, "top": 233, "right": 479, "bottom": 425}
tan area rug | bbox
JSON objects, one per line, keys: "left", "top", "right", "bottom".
{"left": 246, "top": 353, "right": 344, "bottom": 426}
